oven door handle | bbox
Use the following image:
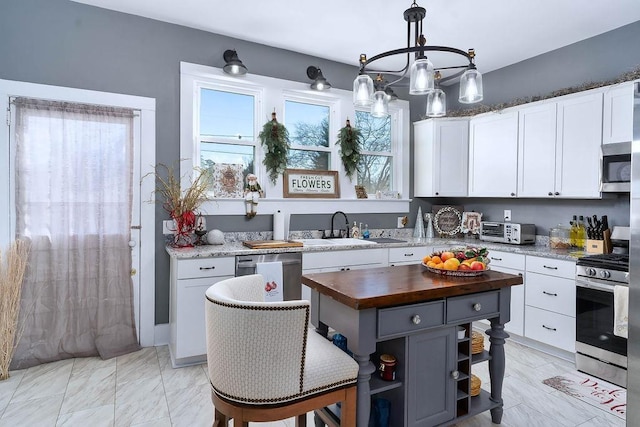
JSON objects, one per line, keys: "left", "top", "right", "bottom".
{"left": 576, "top": 278, "right": 616, "bottom": 293}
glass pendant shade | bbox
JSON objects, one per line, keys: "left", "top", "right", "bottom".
{"left": 459, "top": 67, "right": 483, "bottom": 103}
{"left": 409, "top": 57, "right": 434, "bottom": 95}
{"left": 371, "top": 91, "right": 389, "bottom": 117}
{"left": 353, "top": 74, "right": 374, "bottom": 107}
{"left": 426, "top": 88, "right": 446, "bottom": 117}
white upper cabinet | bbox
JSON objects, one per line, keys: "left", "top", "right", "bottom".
{"left": 414, "top": 118, "right": 469, "bottom": 197}
{"left": 555, "top": 91, "right": 603, "bottom": 198}
{"left": 517, "top": 102, "right": 558, "bottom": 198}
{"left": 602, "top": 82, "right": 634, "bottom": 144}
{"left": 468, "top": 111, "right": 519, "bottom": 197}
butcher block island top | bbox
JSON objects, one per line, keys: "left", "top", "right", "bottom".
{"left": 301, "top": 264, "right": 523, "bottom": 310}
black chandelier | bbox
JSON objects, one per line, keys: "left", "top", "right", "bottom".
{"left": 353, "top": 1, "right": 483, "bottom": 118}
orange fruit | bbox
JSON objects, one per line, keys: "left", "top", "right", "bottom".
{"left": 431, "top": 256, "right": 442, "bottom": 265}
{"left": 426, "top": 260, "right": 437, "bottom": 268}
{"left": 443, "top": 258, "right": 460, "bottom": 271}
{"left": 422, "top": 255, "right": 432, "bottom": 264}
{"left": 435, "top": 262, "right": 445, "bottom": 269}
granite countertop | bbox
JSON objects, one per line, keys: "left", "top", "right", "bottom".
{"left": 166, "top": 236, "right": 581, "bottom": 262}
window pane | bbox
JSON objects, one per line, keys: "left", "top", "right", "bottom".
{"left": 355, "top": 111, "right": 391, "bottom": 152}
{"left": 200, "top": 142, "right": 254, "bottom": 198}
{"left": 285, "top": 101, "right": 330, "bottom": 148}
{"left": 358, "top": 154, "right": 392, "bottom": 193}
{"left": 200, "top": 88, "right": 254, "bottom": 140}
{"left": 287, "top": 149, "right": 329, "bottom": 170}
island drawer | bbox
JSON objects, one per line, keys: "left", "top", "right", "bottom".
{"left": 176, "top": 257, "right": 235, "bottom": 279}
{"left": 378, "top": 300, "right": 445, "bottom": 339}
{"left": 446, "top": 291, "right": 500, "bottom": 324}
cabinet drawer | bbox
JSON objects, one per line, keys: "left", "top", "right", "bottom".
{"left": 176, "top": 257, "right": 235, "bottom": 279}
{"left": 378, "top": 300, "right": 445, "bottom": 339}
{"left": 303, "top": 248, "right": 386, "bottom": 270}
{"left": 389, "top": 247, "right": 426, "bottom": 264}
{"left": 526, "top": 256, "right": 575, "bottom": 279}
{"left": 525, "top": 272, "right": 575, "bottom": 317}
{"left": 525, "top": 306, "right": 576, "bottom": 353}
{"left": 446, "top": 291, "right": 500, "bottom": 324}
{"left": 487, "top": 250, "right": 525, "bottom": 270}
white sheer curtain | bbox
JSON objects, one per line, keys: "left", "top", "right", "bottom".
{"left": 10, "top": 98, "right": 140, "bottom": 369}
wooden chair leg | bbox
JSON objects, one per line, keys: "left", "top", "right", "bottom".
{"left": 295, "top": 413, "right": 307, "bottom": 427}
{"left": 213, "top": 408, "right": 228, "bottom": 427}
{"left": 339, "top": 386, "right": 357, "bottom": 426}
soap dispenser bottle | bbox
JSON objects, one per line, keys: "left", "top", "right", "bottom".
{"left": 363, "top": 224, "right": 370, "bottom": 239}
{"left": 351, "top": 221, "right": 360, "bottom": 239}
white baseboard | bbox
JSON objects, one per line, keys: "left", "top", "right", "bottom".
{"left": 153, "top": 323, "right": 170, "bottom": 346}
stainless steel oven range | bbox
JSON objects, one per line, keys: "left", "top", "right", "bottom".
{"left": 575, "top": 253, "right": 628, "bottom": 387}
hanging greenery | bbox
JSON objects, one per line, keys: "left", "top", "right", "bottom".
{"left": 259, "top": 111, "right": 290, "bottom": 185}
{"left": 336, "top": 119, "right": 362, "bottom": 180}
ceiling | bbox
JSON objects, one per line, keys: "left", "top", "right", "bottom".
{"left": 71, "top": 0, "right": 640, "bottom": 77}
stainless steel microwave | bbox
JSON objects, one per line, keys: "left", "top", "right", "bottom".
{"left": 601, "top": 141, "right": 631, "bottom": 192}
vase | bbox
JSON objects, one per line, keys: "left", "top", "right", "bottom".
{"left": 171, "top": 211, "right": 196, "bottom": 247}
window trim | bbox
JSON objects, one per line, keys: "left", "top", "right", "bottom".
{"left": 180, "top": 62, "right": 410, "bottom": 215}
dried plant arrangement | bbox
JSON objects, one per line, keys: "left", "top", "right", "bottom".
{"left": 151, "top": 163, "right": 214, "bottom": 246}
{"left": 259, "top": 111, "right": 290, "bottom": 185}
{"left": 0, "top": 239, "right": 30, "bottom": 381}
{"left": 337, "top": 118, "right": 362, "bottom": 180}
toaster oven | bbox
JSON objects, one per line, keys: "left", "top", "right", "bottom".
{"left": 479, "top": 222, "right": 535, "bottom": 245}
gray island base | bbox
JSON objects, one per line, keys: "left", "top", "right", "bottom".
{"left": 302, "top": 264, "right": 522, "bottom": 427}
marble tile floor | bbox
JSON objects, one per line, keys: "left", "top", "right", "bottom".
{"left": 0, "top": 337, "right": 625, "bottom": 427}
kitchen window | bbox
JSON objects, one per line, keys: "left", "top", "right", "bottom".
{"left": 180, "top": 62, "right": 410, "bottom": 215}
{"left": 356, "top": 110, "right": 394, "bottom": 194}
{"left": 284, "top": 100, "right": 331, "bottom": 171}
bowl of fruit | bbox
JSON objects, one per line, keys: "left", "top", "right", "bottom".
{"left": 421, "top": 247, "right": 490, "bottom": 276}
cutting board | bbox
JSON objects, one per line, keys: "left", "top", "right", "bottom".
{"left": 242, "top": 240, "right": 303, "bottom": 249}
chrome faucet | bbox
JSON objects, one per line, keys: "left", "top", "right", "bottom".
{"left": 328, "top": 211, "right": 349, "bottom": 238}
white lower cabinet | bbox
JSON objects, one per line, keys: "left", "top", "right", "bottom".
{"left": 302, "top": 248, "right": 387, "bottom": 272}
{"left": 487, "top": 251, "right": 525, "bottom": 336}
{"left": 169, "top": 256, "right": 235, "bottom": 367}
{"left": 524, "top": 256, "right": 576, "bottom": 353}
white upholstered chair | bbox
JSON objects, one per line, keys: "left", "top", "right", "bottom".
{"left": 205, "top": 274, "right": 359, "bottom": 427}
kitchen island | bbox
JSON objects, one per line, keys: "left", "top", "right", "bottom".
{"left": 302, "top": 264, "right": 523, "bottom": 427}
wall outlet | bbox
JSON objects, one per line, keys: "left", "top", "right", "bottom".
{"left": 163, "top": 219, "right": 176, "bottom": 235}
{"left": 503, "top": 210, "right": 512, "bottom": 222}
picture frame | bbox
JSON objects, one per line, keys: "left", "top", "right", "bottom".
{"left": 283, "top": 169, "right": 340, "bottom": 198}
{"left": 355, "top": 185, "right": 368, "bottom": 199}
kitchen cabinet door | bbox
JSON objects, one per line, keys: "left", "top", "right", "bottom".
{"left": 603, "top": 82, "right": 634, "bottom": 145}
{"left": 414, "top": 118, "right": 469, "bottom": 197}
{"left": 407, "top": 327, "right": 456, "bottom": 426}
{"left": 517, "top": 102, "right": 558, "bottom": 198}
{"left": 555, "top": 91, "right": 603, "bottom": 198}
{"left": 468, "top": 111, "right": 519, "bottom": 197}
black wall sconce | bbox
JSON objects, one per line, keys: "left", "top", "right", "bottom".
{"left": 306, "top": 66, "right": 331, "bottom": 91}
{"left": 223, "top": 50, "right": 248, "bottom": 75}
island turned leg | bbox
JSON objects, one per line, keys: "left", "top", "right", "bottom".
{"left": 353, "top": 353, "right": 376, "bottom": 427}
{"left": 486, "top": 319, "right": 509, "bottom": 424}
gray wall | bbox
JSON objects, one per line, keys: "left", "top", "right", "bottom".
{"left": 2, "top": 0, "right": 639, "bottom": 323}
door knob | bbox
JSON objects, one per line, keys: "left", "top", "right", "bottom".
{"left": 411, "top": 315, "right": 421, "bottom": 325}
{"left": 128, "top": 240, "right": 136, "bottom": 247}
{"left": 451, "top": 370, "right": 459, "bottom": 379}
{"left": 473, "top": 303, "right": 482, "bottom": 311}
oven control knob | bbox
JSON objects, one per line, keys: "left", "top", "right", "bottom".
{"left": 599, "top": 270, "right": 611, "bottom": 279}
{"left": 586, "top": 268, "right": 596, "bottom": 277}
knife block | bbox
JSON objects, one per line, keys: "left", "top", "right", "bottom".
{"left": 586, "top": 229, "right": 612, "bottom": 254}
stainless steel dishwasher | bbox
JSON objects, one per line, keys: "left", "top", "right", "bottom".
{"left": 235, "top": 252, "right": 302, "bottom": 301}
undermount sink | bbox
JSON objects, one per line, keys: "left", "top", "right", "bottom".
{"left": 367, "top": 237, "right": 407, "bottom": 244}
{"left": 293, "top": 238, "right": 377, "bottom": 247}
